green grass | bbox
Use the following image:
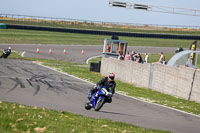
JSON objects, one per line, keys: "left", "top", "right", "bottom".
{"left": 141, "top": 53, "right": 174, "bottom": 63}
{"left": 1, "top": 19, "right": 200, "bottom": 35}
{"left": 0, "top": 29, "right": 109, "bottom": 45}
{"left": 0, "top": 101, "right": 169, "bottom": 133}
{"left": 0, "top": 29, "right": 198, "bottom": 48}
{"left": 1, "top": 18, "right": 200, "bottom": 48}
{"left": 5, "top": 51, "right": 200, "bottom": 115}
{"left": 88, "top": 57, "right": 102, "bottom": 64}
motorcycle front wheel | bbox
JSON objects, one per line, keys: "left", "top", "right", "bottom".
{"left": 94, "top": 97, "right": 106, "bottom": 111}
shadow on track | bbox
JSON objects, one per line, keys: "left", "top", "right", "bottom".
{"left": 99, "top": 110, "right": 140, "bottom": 118}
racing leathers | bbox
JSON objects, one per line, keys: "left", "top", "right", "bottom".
{"left": 88, "top": 77, "right": 116, "bottom": 103}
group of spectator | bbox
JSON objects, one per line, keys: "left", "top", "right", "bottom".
{"left": 118, "top": 51, "right": 144, "bottom": 63}
{"left": 118, "top": 51, "right": 166, "bottom": 64}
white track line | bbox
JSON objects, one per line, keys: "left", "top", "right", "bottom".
{"left": 34, "top": 62, "right": 95, "bottom": 86}
{"left": 86, "top": 55, "right": 102, "bottom": 64}
{"left": 21, "top": 51, "right": 26, "bottom": 57}
{"left": 33, "top": 61, "right": 200, "bottom": 118}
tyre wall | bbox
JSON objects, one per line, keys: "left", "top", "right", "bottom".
{"left": 6, "top": 24, "right": 200, "bottom": 40}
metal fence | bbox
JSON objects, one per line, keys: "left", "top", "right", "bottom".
{"left": 1, "top": 13, "right": 200, "bottom": 29}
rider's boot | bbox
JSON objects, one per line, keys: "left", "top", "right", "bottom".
{"left": 107, "top": 97, "right": 112, "bottom": 103}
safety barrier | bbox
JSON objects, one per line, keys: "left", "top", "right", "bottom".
{"left": 100, "top": 56, "right": 200, "bottom": 103}
{"left": 0, "top": 23, "right": 7, "bottom": 29}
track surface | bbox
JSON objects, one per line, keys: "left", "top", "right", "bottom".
{"left": 0, "top": 44, "right": 200, "bottom": 133}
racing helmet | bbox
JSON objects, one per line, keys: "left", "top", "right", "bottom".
{"left": 8, "top": 47, "right": 11, "bottom": 50}
{"left": 108, "top": 72, "right": 115, "bottom": 80}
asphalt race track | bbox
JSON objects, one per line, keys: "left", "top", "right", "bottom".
{"left": 0, "top": 44, "right": 200, "bottom": 133}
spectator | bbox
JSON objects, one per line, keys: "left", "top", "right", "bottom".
{"left": 0, "top": 47, "right": 12, "bottom": 59}
{"left": 118, "top": 51, "right": 124, "bottom": 60}
{"left": 134, "top": 53, "right": 143, "bottom": 63}
{"left": 124, "top": 52, "right": 131, "bottom": 60}
{"left": 137, "top": 53, "right": 143, "bottom": 63}
{"left": 185, "top": 58, "right": 196, "bottom": 69}
{"left": 131, "top": 51, "right": 136, "bottom": 61}
{"left": 107, "top": 44, "right": 110, "bottom": 53}
{"left": 144, "top": 53, "right": 149, "bottom": 63}
{"left": 158, "top": 52, "right": 166, "bottom": 64}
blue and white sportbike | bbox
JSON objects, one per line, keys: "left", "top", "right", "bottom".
{"left": 85, "top": 87, "right": 112, "bottom": 111}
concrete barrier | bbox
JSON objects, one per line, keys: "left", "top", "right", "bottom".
{"left": 101, "top": 57, "right": 151, "bottom": 88}
{"left": 152, "top": 64, "right": 196, "bottom": 99}
{"left": 190, "top": 70, "right": 200, "bottom": 103}
{"left": 101, "top": 56, "right": 200, "bottom": 103}
{"left": 175, "top": 66, "right": 196, "bottom": 100}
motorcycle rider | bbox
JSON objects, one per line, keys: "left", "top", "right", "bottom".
{"left": 0, "top": 47, "right": 12, "bottom": 59}
{"left": 88, "top": 72, "right": 116, "bottom": 103}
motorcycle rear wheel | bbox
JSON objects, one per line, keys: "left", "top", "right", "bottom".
{"left": 94, "top": 97, "right": 106, "bottom": 111}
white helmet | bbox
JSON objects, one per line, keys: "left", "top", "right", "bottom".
{"left": 108, "top": 72, "right": 115, "bottom": 80}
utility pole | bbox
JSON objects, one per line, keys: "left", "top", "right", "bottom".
{"left": 109, "top": 0, "right": 200, "bottom": 17}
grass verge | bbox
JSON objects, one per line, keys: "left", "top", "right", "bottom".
{"left": 0, "top": 29, "right": 196, "bottom": 48}
{"left": 0, "top": 101, "right": 169, "bottom": 133}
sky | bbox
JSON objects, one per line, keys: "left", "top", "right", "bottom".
{"left": 1, "top": 0, "right": 200, "bottom": 27}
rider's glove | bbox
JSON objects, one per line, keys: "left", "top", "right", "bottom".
{"left": 108, "top": 92, "right": 113, "bottom": 97}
